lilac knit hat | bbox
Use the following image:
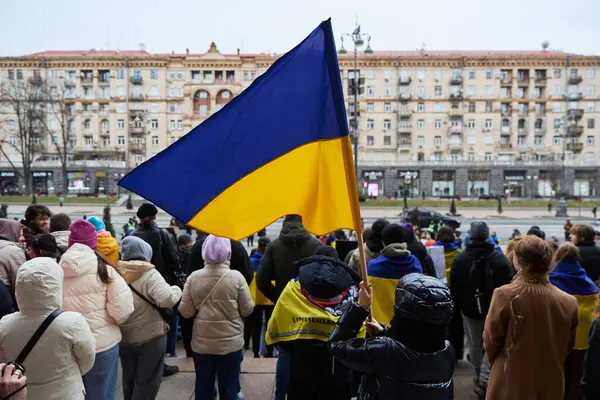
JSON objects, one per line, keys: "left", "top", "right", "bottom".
{"left": 68, "top": 220, "right": 98, "bottom": 249}
{"left": 202, "top": 235, "right": 231, "bottom": 264}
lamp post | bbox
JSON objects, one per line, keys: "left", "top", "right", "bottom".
{"left": 339, "top": 23, "right": 373, "bottom": 185}
{"left": 527, "top": 174, "right": 538, "bottom": 199}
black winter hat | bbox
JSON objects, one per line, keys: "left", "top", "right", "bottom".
{"left": 137, "top": 203, "right": 158, "bottom": 219}
{"left": 366, "top": 218, "right": 390, "bottom": 253}
{"left": 394, "top": 273, "right": 454, "bottom": 326}
{"left": 313, "top": 245, "right": 340, "bottom": 259}
{"left": 30, "top": 233, "right": 58, "bottom": 253}
{"left": 258, "top": 236, "right": 271, "bottom": 246}
{"left": 297, "top": 256, "right": 360, "bottom": 298}
{"left": 527, "top": 226, "right": 546, "bottom": 240}
{"left": 382, "top": 223, "right": 407, "bottom": 246}
{"left": 469, "top": 221, "right": 490, "bottom": 241}
{"left": 178, "top": 233, "right": 193, "bottom": 246}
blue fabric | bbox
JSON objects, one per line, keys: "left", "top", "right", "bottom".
{"left": 193, "top": 350, "right": 243, "bottom": 400}
{"left": 367, "top": 254, "right": 423, "bottom": 279}
{"left": 166, "top": 313, "right": 179, "bottom": 356}
{"left": 550, "top": 260, "right": 600, "bottom": 296}
{"left": 119, "top": 19, "right": 348, "bottom": 223}
{"left": 83, "top": 344, "right": 119, "bottom": 400}
{"left": 435, "top": 241, "right": 461, "bottom": 252}
{"left": 250, "top": 251, "right": 263, "bottom": 273}
{"left": 275, "top": 344, "right": 292, "bottom": 400}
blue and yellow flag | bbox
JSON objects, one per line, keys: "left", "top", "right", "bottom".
{"left": 119, "top": 19, "right": 360, "bottom": 241}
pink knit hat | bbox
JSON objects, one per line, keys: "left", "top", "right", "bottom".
{"left": 68, "top": 220, "right": 98, "bottom": 249}
{"left": 202, "top": 235, "right": 231, "bottom": 264}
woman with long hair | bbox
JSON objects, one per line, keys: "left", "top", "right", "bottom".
{"left": 60, "top": 220, "right": 134, "bottom": 400}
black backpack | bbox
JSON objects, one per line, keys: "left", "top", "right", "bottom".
{"left": 466, "top": 251, "right": 497, "bottom": 318}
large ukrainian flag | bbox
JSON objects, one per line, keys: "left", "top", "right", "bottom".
{"left": 119, "top": 19, "right": 361, "bottom": 240}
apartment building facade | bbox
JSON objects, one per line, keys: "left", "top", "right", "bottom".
{"left": 0, "top": 46, "right": 599, "bottom": 197}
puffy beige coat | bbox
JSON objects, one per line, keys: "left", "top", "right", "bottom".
{"left": 60, "top": 244, "right": 134, "bottom": 352}
{"left": 0, "top": 239, "right": 26, "bottom": 291}
{"left": 0, "top": 257, "right": 96, "bottom": 400}
{"left": 348, "top": 243, "right": 379, "bottom": 274}
{"left": 179, "top": 262, "right": 254, "bottom": 355}
{"left": 115, "top": 260, "right": 182, "bottom": 345}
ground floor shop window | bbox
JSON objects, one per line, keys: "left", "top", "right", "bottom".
{"left": 468, "top": 171, "right": 490, "bottom": 196}
{"left": 432, "top": 171, "right": 454, "bottom": 197}
{"left": 0, "top": 172, "right": 19, "bottom": 195}
{"left": 504, "top": 171, "right": 526, "bottom": 198}
{"left": 32, "top": 171, "right": 54, "bottom": 195}
{"left": 68, "top": 171, "right": 91, "bottom": 194}
{"left": 361, "top": 170, "right": 385, "bottom": 198}
{"left": 398, "top": 171, "right": 420, "bottom": 198}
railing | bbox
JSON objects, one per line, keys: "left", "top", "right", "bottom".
{"left": 397, "top": 126, "right": 412, "bottom": 133}
{"left": 568, "top": 92, "right": 583, "bottom": 101}
{"left": 567, "top": 143, "right": 584, "bottom": 152}
{"left": 448, "top": 108, "right": 464, "bottom": 117}
{"left": 129, "top": 142, "right": 146, "bottom": 152}
{"left": 130, "top": 126, "right": 145, "bottom": 134}
{"left": 357, "top": 159, "right": 600, "bottom": 167}
{"left": 448, "top": 125, "right": 463, "bottom": 134}
{"left": 398, "top": 93, "right": 412, "bottom": 101}
{"left": 568, "top": 109, "right": 584, "bottom": 119}
{"left": 517, "top": 77, "right": 529, "bottom": 86}
{"left": 398, "top": 109, "right": 412, "bottom": 117}
{"left": 449, "top": 93, "right": 463, "bottom": 101}
{"left": 64, "top": 77, "right": 77, "bottom": 85}
{"left": 130, "top": 76, "right": 143, "bottom": 85}
{"left": 534, "top": 77, "right": 547, "bottom": 86}
{"left": 447, "top": 142, "right": 463, "bottom": 150}
{"left": 450, "top": 76, "right": 463, "bottom": 85}
{"left": 568, "top": 125, "right": 584, "bottom": 135}
{"left": 568, "top": 76, "right": 583, "bottom": 85}
{"left": 535, "top": 128, "right": 546, "bottom": 135}
{"left": 81, "top": 75, "right": 93, "bottom": 83}
{"left": 25, "top": 160, "right": 126, "bottom": 168}
{"left": 500, "top": 78, "right": 513, "bottom": 86}
{"left": 398, "top": 76, "right": 412, "bottom": 85}
{"left": 501, "top": 126, "right": 511, "bottom": 134}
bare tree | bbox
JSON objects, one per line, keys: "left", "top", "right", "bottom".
{"left": 0, "top": 76, "right": 47, "bottom": 196}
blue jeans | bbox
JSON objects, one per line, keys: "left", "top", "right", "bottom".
{"left": 83, "top": 344, "right": 120, "bottom": 400}
{"left": 275, "top": 344, "right": 292, "bottom": 400}
{"left": 166, "top": 314, "right": 179, "bottom": 356}
{"left": 193, "top": 350, "right": 242, "bottom": 400}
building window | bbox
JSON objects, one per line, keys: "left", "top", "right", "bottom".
{"left": 383, "top": 86, "right": 392, "bottom": 97}
{"left": 468, "top": 135, "right": 476, "bottom": 145}
{"left": 588, "top": 103, "right": 596, "bottom": 112}
{"left": 435, "top": 86, "right": 442, "bottom": 96}
{"left": 367, "top": 119, "right": 374, "bottom": 129}
{"left": 116, "top": 69, "right": 124, "bottom": 80}
{"left": 434, "top": 136, "right": 442, "bottom": 146}
{"left": 151, "top": 119, "right": 159, "bottom": 129}
{"left": 418, "top": 120, "right": 425, "bottom": 129}
{"left": 468, "top": 69, "right": 476, "bottom": 80}
{"left": 588, "top": 86, "right": 596, "bottom": 97}
{"left": 117, "top": 119, "right": 124, "bottom": 129}
{"left": 7, "top": 70, "right": 14, "bottom": 80}
{"left": 101, "top": 120, "right": 109, "bottom": 131}
{"left": 468, "top": 119, "right": 476, "bottom": 128}
{"left": 366, "top": 103, "right": 374, "bottom": 112}
{"left": 16, "top": 70, "right": 23, "bottom": 80}
{"left": 417, "top": 87, "right": 425, "bottom": 98}
{"left": 417, "top": 103, "right": 425, "bottom": 112}
{"left": 587, "top": 136, "right": 595, "bottom": 145}
{"left": 177, "top": 120, "right": 183, "bottom": 129}
{"left": 589, "top": 68, "right": 596, "bottom": 79}
{"left": 434, "top": 119, "right": 442, "bottom": 129}
{"left": 468, "top": 152, "right": 475, "bottom": 161}
{"left": 383, "top": 119, "right": 391, "bottom": 129}
{"left": 151, "top": 103, "right": 159, "bottom": 113}
{"left": 435, "top": 69, "right": 443, "bottom": 81}
{"left": 588, "top": 119, "right": 595, "bottom": 129}
{"left": 485, "top": 69, "right": 493, "bottom": 79}
{"left": 554, "top": 136, "right": 561, "bottom": 145}
{"left": 199, "top": 104, "right": 208, "bottom": 116}
{"left": 554, "top": 69, "right": 561, "bottom": 79}
{"left": 170, "top": 120, "right": 176, "bottom": 129}
{"left": 83, "top": 119, "right": 91, "bottom": 130}
{"left": 367, "top": 136, "right": 374, "bottom": 146}
{"left": 485, "top": 85, "right": 493, "bottom": 96}
{"left": 485, "top": 152, "right": 492, "bottom": 161}
{"left": 485, "top": 102, "right": 493, "bottom": 113}
{"left": 384, "top": 136, "right": 391, "bottom": 146}
{"left": 553, "top": 102, "right": 561, "bottom": 112}
{"left": 151, "top": 86, "right": 159, "bottom": 96}
{"left": 116, "top": 103, "right": 125, "bottom": 113}
{"left": 433, "top": 103, "right": 442, "bottom": 112}
{"left": 151, "top": 69, "right": 159, "bottom": 80}
{"left": 152, "top": 136, "right": 159, "bottom": 146}
{"left": 417, "top": 70, "right": 425, "bottom": 80}
{"left": 366, "top": 86, "right": 374, "bottom": 97}
{"left": 485, "top": 119, "right": 492, "bottom": 129}
{"left": 384, "top": 103, "right": 392, "bottom": 112}
{"left": 467, "top": 85, "right": 476, "bottom": 97}
{"left": 366, "top": 70, "right": 374, "bottom": 79}
{"left": 417, "top": 136, "right": 425, "bottom": 147}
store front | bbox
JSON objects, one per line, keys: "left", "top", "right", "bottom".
{"left": 0, "top": 172, "right": 19, "bottom": 195}
{"left": 573, "top": 170, "right": 597, "bottom": 197}
{"left": 362, "top": 170, "right": 385, "bottom": 199}
{"left": 504, "top": 171, "right": 526, "bottom": 198}
{"left": 32, "top": 171, "right": 54, "bottom": 195}
{"left": 95, "top": 171, "right": 108, "bottom": 194}
{"left": 468, "top": 170, "right": 490, "bottom": 197}
{"left": 398, "top": 170, "right": 420, "bottom": 198}
{"left": 432, "top": 171, "right": 455, "bottom": 197}
{"left": 538, "top": 170, "right": 560, "bottom": 197}
{"left": 67, "top": 171, "right": 91, "bottom": 195}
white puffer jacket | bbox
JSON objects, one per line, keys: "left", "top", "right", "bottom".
{"left": 60, "top": 244, "right": 134, "bottom": 352}
{"left": 0, "top": 257, "right": 96, "bottom": 400}
{"left": 179, "top": 262, "right": 254, "bottom": 355}
{"left": 0, "top": 239, "right": 26, "bottom": 290}
{"left": 115, "top": 260, "right": 182, "bottom": 345}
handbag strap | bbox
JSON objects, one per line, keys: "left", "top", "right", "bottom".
{"left": 129, "top": 284, "right": 180, "bottom": 313}
{"left": 15, "top": 309, "right": 62, "bottom": 365}
{"left": 198, "top": 270, "right": 230, "bottom": 310}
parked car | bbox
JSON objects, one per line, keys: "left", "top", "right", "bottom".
{"left": 401, "top": 208, "right": 461, "bottom": 230}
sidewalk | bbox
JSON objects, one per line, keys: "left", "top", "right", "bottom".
{"left": 121, "top": 350, "right": 477, "bottom": 399}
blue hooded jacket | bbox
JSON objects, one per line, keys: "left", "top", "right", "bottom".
{"left": 550, "top": 260, "right": 600, "bottom": 296}
{"left": 250, "top": 251, "right": 263, "bottom": 273}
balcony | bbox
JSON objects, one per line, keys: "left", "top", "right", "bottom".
{"left": 567, "top": 142, "right": 584, "bottom": 152}
{"left": 449, "top": 93, "right": 463, "bottom": 102}
{"left": 567, "top": 92, "right": 584, "bottom": 101}
{"left": 98, "top": 78, "right": 110, "bottom": 86}
{"left": 28, "top": 76, "right": 43, "bottom": 86}
{"left": 447, "top": 142, "right": 463, "bottom": 150}
{"left": 500, "top": 78, "right": 513, "bottom": 87}
{"left": 130, "top": 126, "right": 145, "bottom": 135}
{"left": 501, "top": 126, "right": 511, "bottom": 134}
{"left": 517, "top": 128, "right": 529, "bottom": 135}
{"left": 81, "top": 74, "right": 93, "bottom": 83}
{"left": 450, "top": 76, "right": 463, "bottom": 85}
{"left": 64, "top": 77, "right": 77, "bottom": 86}
{"left": 497, "top": 143, "right": 513, "bottom": 150}
{"left": 517, "top": 143, "right": 530, "bottom": 150}
{"left": 501, "top": 108, "right": 512, "bottom": 116}
{"left": 448, "top": 125, "right": 463, "bottom": 135}
{"left": 517, "top": 77, "right": 530, "bottom": 87}
{"left": 398, "top": 125, "right": 412, "bottom": 134}
{"left": 130, "top": 76, "right": 143, "bottom": 85}
{"left": 398, "top": 93, "right": 412, "bottom": 101}
{"left": 534, "top": 77, "right": 547, "bottom": 87}
{"left": 398, "top": 77, "right": 412, "bottom": 85}
{"left": 397, "top": 141, "right": 412, "bottom": 150}
{"left": 568, "top": 125, "right": 584, "bottom": 136}
{"left": 130, "top": 93, "right": 145, "bottom": 101}
{"left": 129, "top": 142, "right": 146, "bottom": 152}
{"left": 535, "top": 128, "right": 546, "bottom": 135}
{"left": 569, "top": 75, "right": 583, "bottom": 85}
{"left": 448, "top": 108, "right": 464, "bottom": 117}
{"left": 568, "top": 109, "right": 584, "bottom": 120}
{"left": 99, "top": 130, "right": 110, "bottom": 137}
{"left": 398, "top": 109, "right": 412, "bottom": 118}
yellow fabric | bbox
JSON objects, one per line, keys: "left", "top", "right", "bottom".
{"left": 444, "top": 249, "right": 461, "bottom": 285}
{"left": 249, "top": 272, "right": 274, "bottom": 306}
{"left": 368, "top": 276, "right": 399, "bottom": 327}
{"left": 266, "top": 280, "right": 365, "bottom": 345}
{"left": 573, "top": 294, "right": 599, "bottom": 350}
{"left": 188, "top": 137, "right": 360, "bottom": 241}
{"left": 96, "top": 235, "right": 119, "bottom": 266}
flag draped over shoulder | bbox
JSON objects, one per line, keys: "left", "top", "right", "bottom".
{"left": 119, "top": 19, "right": 360, "bottom": 240}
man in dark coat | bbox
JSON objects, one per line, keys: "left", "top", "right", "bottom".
{"left": 257, "top": 215, "right": 321, "bottom": 304}
{"left": 450, "top": 221, "right": 514, "bottom": 393}
{"left": 571, "top": 223, "right": 600, "bottom": 282}
{"left": 21, "top": 205, "right": 51, "bottom": 247}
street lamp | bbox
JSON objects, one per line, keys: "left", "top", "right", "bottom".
{"left": 527, "top": 174, "right": 538, "bottom": 199}
{"left": 339, "top": 23, "right": 372, "bottom": 184}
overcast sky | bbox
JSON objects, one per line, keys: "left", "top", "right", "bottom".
{"left": 1, "top": 0, "right": 598, "bottom": 57}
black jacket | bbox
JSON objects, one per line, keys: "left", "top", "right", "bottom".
{"left": 188, "top": 238, "right": 252, "bottom": 284}
{"left": 328, "top": 303, "right": 455, "bottom": 400}
{"left": 583, "top": 318, "right": 600, "bottom": 399}
{"left": 576, "top": 241, "right": 600, "bottom": 282}
{"left": 449, "top": 242, "right": 514, "bottom": 320}
{"left": 0, "top": 280, "right": 13, "bottom": 320}
{"left": 257, "top": 216, "right": 321, "bottom": 303}
{"left": 131, "top": 223, "right": 182, "bottom": 282}
{"left": 407, "top": 241, "right": 436, "bottom": 278}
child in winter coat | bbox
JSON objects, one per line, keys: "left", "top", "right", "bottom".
{"left": 116, "top": 236, "right": 182, "bottom": 400}
{"left": 60, "top": 220, "right": 134, "bottom": 400}
{"left": 87, "top": 216, "right": 119, "bottom": 265}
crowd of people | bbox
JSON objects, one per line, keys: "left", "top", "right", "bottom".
{"left": 0, "top": 204, "right": 600, "bottom": 400}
